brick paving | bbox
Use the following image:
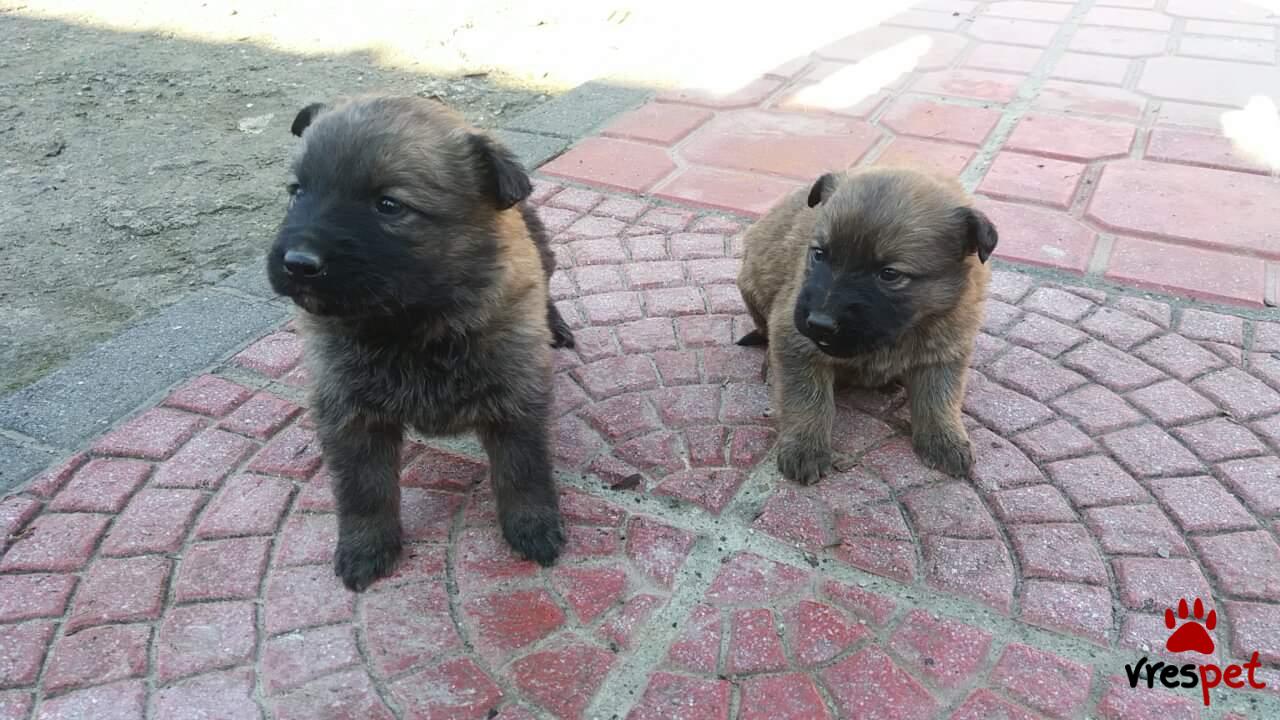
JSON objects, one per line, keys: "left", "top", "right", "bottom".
{"left": 5, "top": 2, "right": 1280, "bottom": 718}
{"left": 2, "top": 177, "right": 1278, "bottom": 718}
{"left": 543, "top": 0, "right": 1280, "bottom": 308}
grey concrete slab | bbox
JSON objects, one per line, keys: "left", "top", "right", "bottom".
{"left": 218, "top": 256, "right": 277, "bottom": 299}
{"left": 495, "top": 129, "right": 573, "bottom": 170}
{"left": 503, "top": 81, "right": 651, "bottom": 139}
{"left": 0, "top": 290, "right": 286, "bottom": 453}
{"left": 0, "top": 437, "right": 55, "bottom": 495}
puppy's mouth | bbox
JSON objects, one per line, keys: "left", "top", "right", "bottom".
{"left": 268, "top": 266, "right": 332, "bottom": 316}
{"left": 813, "top": 339, "right": 856, "bottom": 357}
{"left": 272, "top": 280, "right": 330, "bottom": 316}
{"left": 291, "top": 292, "right": 326, "bottom": 315}
{"left": 802, "top": 331, "right": 887, "bottom": 357}
{"left": 270, "top": 277, "right": 324, "bottom": 314}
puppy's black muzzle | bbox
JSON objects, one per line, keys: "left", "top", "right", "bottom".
{"left": 267, "top": 217, "right": 332, "bottom": 307}
{"left": 283, "top": 249, "right": 324, "bottom": 278}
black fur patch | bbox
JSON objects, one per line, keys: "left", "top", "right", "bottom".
{"left": 290, "top": 102, "right": 326, "bottom": 137}
{"left": 957, "top": 207, "right": 999, "bottom": 263}
{"left": 469, "top": 133, "right": 532, "bottom": 210}
{"left": 792, "top": 249, "right": 914, "bottom": 357}
{"left": 807, "top": 173, "right": 838, "bottom": 208}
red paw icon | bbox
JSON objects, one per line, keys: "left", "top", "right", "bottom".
{"left": 1165, "top": 597, "right": 1216, "bottom": 655}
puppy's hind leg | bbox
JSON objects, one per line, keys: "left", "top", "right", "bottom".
{"left": 546, "top": 301, "right": 576, "bottom": 349}
{"left": 479, "top": 413, "right": 565, "bottom": 566}
{"left": 737, "top": 291, "right": 770, "bottom": 347}
{"left": 319, "top": 416, "right": 405, "bottom": 592}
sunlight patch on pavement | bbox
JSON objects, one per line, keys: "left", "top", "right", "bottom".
{"left": 789, "top": 35, "right": 932, "bottom": 111}
{"left": 8, "top": 0, "right": 915, "bottom": 94}
{"left": 1240, "top": 0, "right": 1280, "bottom": 14}
{"left": 1221, "top": 95, "right": 1280, "bottom": 174}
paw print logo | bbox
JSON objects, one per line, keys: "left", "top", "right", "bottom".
{"left": 1165, "top": 597, "right": 1216, "bottom": 655}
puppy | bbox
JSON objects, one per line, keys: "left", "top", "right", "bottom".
{"left": 736, "top": 167, "right": 997, "bottom": 483}
{"left": 267, "top": 95, "right": 573, "bottom": 591}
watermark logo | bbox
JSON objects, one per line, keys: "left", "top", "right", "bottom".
{"left": 1125, "top": 597, "right": 1266, "bottom": 707}
{"left": 1165, "top": 597, "right": 1215, "bottom": 655}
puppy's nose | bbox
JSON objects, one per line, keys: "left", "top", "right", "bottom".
{"left": 283, "top": 249, "right": 324, "bottom": 278}
{"left": 806, "top": 312, "right": 837, "bottom": 336}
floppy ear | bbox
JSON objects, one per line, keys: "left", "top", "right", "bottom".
{"left": 290, "top": 103, "right": 327, "bottom": 137}
{"left": 468, "top": 133, "right": 532, "bottom": 210}
{"left": 956, "top": 206, "right": 999, "bottom": 263}
{"left": 807, "top": 172, "right": 838, "bottom": 208}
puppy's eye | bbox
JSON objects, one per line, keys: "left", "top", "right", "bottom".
{"left": 376, "top": 196, "right": 404, "bottom": 216}
{"left": 810, "top": 247, "right": 827, "bottom": 263}
{"left": 877, "top": 268, "right": 904, "bottom": 282}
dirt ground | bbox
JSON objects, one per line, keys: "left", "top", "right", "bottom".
{"left": 0, "top": 8, "right": 552, "bottom": 393}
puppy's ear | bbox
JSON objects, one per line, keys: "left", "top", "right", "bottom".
{"left": 807, "top": 173, "right": 838, "bottom": 208}
{"left": 956, "top": 206, "right": 999, "bottom": 263}
{"left": 468, "top": 133, "right": 532, "bottom": 210}
{"left": 290, "top": 103, "right": 327, "bottom": 137}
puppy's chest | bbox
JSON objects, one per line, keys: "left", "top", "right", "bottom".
{"left": 831, "top": 352, "right": 904, "bottom": 387}
{"left": 316, "top": 334, "right": 514, "bottom": 429}
{"left": 829, "top": 331, "right": 964, "bottom": 387}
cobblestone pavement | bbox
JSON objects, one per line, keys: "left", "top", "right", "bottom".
{"left": 541, "top": 0, "right": 1280, "bottom": 308}
{"left": 3, "top": 179, "right": 1280, "bottom": 719}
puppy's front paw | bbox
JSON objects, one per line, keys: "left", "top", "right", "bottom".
{"left": 777, "top": 439, "right": 832, "bottom": 485}
{"left": 914, "top": 429, "right": 974, "bottom": 479}
{"left": 501, "top": 505, "right": 566, "bottom": 567}
{"left": 334, "top": 527, "right": 403, "bottom": 592}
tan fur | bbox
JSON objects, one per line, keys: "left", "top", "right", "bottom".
{"left": 496, "top": 208, "right": 552, "bottom": 326}
{"left": 491, "top": 208, "right": 554, "bottom": 367}
{"left": 738, "top": 167, "right": 991, "bottom": 482}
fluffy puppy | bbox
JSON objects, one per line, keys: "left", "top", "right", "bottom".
{"left": 736, "top": 167, "right": 997, "bottom": 483}
{"left": 267, "top": 95, "right": 572, "bottom": 590}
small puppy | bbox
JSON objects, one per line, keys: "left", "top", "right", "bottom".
{"left": 736, "top": 167, "right": 997, "bottom": 483}
{"left": 267, "top": 95, "right": 573, "bottom": 591}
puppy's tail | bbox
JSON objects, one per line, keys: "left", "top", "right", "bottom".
{"left": 736, "top": 330, "right": 768, "bottom": 347}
